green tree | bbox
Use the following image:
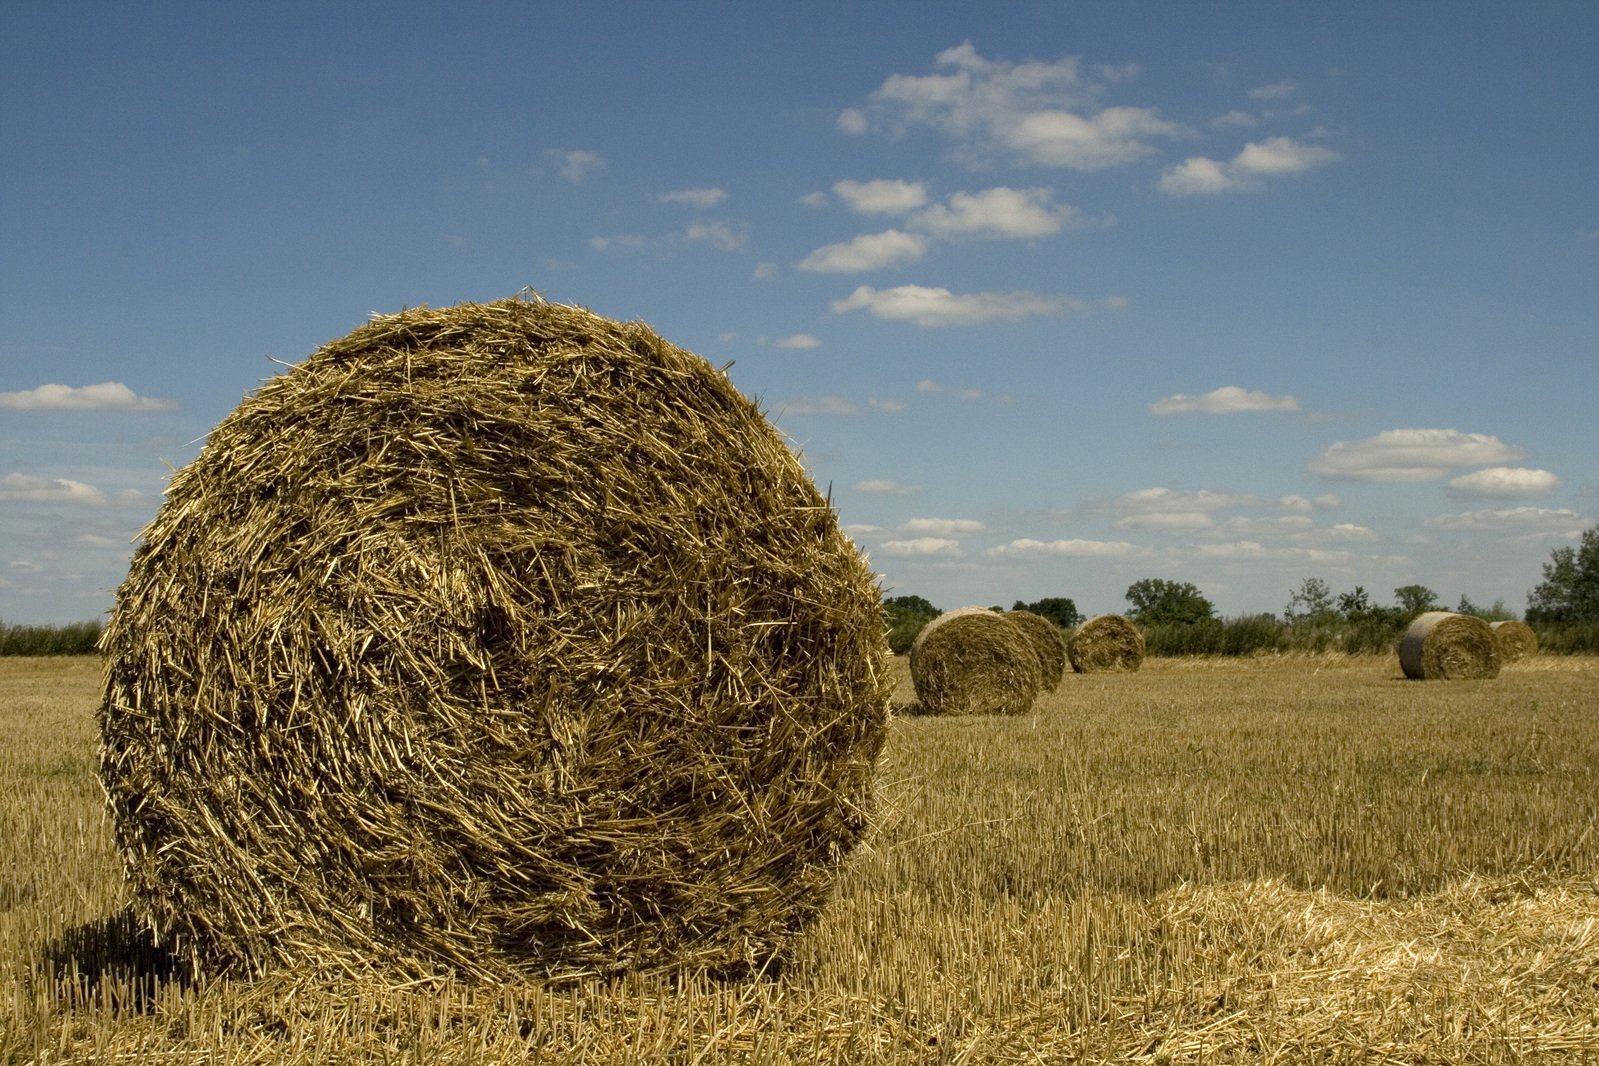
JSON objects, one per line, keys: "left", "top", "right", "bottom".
{"left": 1012, "top": 597, "right": 1082, "bottom": 629}
{"left": 1336, "top": 585, "right": 1373, "bottom": 619}
{"left": 884, "top": 594, "right": 939, "bottom": 617}
{"left": 1124, "top": 578, "right": 1214, "bottom": 625}
{"left": 1526, "top": 526, "right": 1599, "bottom": 623}
{"left": 883, "top": 594, "right": 940, "bottom": 655}
{"left": 1284, "top": 577, "right": 1335, "bottom": 623}
{"left": 1393, "top": 584, "right": 1440, "bottom": 617}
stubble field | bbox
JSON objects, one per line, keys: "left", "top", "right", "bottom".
{"left": 2, "top": 653, "right": 1596, "bottom": 1063}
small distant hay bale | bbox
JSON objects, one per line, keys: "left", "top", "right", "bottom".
{"left": 98, "top": 294, "right": 891, "bottom": 981}
{"left": 910, "top": 608, "right": 1041, "bottom": 715}
{"left": 1399, "top": 611, "right": 1501, "bottom": 680}
{"left": 1490, "top": 619, "right": 1539, "bottom": 662}
{"left": 1003, "top": 610, "right": 1067, "bottom": 690}
{"left": 1067, "top": 614, "right": 1145, "bottom": 673}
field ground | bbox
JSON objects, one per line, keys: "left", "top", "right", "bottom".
{"left": 2, "top": 653, "right": 1596, "bottom": 1063}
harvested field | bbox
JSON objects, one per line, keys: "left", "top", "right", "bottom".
{"left": 4, "top": 653, "right": 1598, "bottom": 1063}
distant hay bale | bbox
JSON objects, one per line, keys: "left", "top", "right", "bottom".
{"left": 910, "top": 609, "right": 1040, "bottom": 715}
{"left": 1398, "top": 611, "right": 1501, "bottom": 680}
{"left": 97, "top": 294, "right": 892, "bottom": 981}
{"left": 1490, "top": 619, "right": 1538, "bottom": 663}
{"left": 1067, "top": 614, "right": 1146, "bottom": 673}
{"left": 1003, "top": 610, "right": 1067, "bottom": 690}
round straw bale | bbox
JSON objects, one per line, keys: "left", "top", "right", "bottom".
{"left": 98, "top": 295, "right": 891, "bottom": 981}
{"left": 910, "top": 609, "right": 1040, "bottom": 715}
{"left": 1489, "top": 619, "right": 1538, "bottom": 663}
{"left": 1398, "top": 611, "right": 1501, "bottom": 680}
{"left": 1002, "top": 610, "right": 1067, "bottom": 690}
{"left": 1067, "top": 614, "right": 1145, "bottom": 673}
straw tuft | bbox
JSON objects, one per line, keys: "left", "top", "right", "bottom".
{"left": 97, "top": 295, "right": 891, "bottom": 981}
{"left": 909, "top": 608, "right": 1040, "bottom": 715}
{"left": 1067, "top": 614, "right": 1146, "bottom": 673}
{"left": 1002, "top": 610, "right": 1067, "bottom": 690}
{"left": 1489, "top": 619, "right": 1538, "bottom": 663}
{"left": 1398, "top": 611, "right": 1501, "bottom": 680}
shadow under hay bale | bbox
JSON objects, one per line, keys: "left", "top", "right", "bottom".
{"left": 38, "top": 909, "right": 187, "bottom": 1014}
{"left": 1399, "top": 611, "right": 1501, "bottom": 680}
{"left": 98, "top": 294, "right": 892, "bottom": 982}
{"left": 909, "top": 609, "right": 1041, "bottom": 716}
{"left": 1489, "top": 619, "right": 1539, "bottom": 663}
{"left": 1002, "top": 610, "right": 1068, "bottom": 690}
{"left": 1067, "top": 614, "right": 1145, "bottom": 673}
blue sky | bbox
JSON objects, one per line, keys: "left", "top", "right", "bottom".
{"left": 3, "top": 2, "right": 1596, "bottom": 625}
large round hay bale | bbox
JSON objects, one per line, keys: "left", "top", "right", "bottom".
{"left": 909, "top": 609, "right": 1040, "bottom": 715}
{"left": 1003, "top": 610, "right": 1067, "bottom": 690}
{"left": 98, "top": 295, "right": 892, "bottom": 981}
{"left": 1067, "top": 614, "right": 1145, "bottom": 673}
{"left": 1490, "top": 619, "right": 1539, "bottom": 662}
{"left": 1398, "top": 611, "right": 1501, "bottom": 680}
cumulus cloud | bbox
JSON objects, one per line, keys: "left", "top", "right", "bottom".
{"left": 778, "top": 395, "right": 857, "bottom": 416}
{"left": 0, "top": 382, "right": 175, "bottom": 411}
{"left": 833, "top": 178, "right": 930, "bottom": 215}
{"left": 851, "top": 42, "right": 1182, "bottom": 171}
{"left": 549, "top": 148, "right": 605, "bottom": 183}
{"left": 798, "top": 230, "right": 928, "bottom": 273}
{"left": 1149, "top": 385, "right": 1300, "bottom": 415}
{"left": 1446, "top": 467, "right": 1561, "bottom": 498}
{"left": 656, "top": 187, "right": 727, "bottom": 207}
{"left": 985, "top": 538, "right": 1140, "bottom": 558}
{"left": 911, "top": 186, "right": 1083, "bottom": 239}
{"left": 900, "top": 517, "right": 987, "bottom": 536}
{"left": 1308, "top": 429, "right": 1526, "bottom": 482}
{"left": 0, "top": 473, "right": 108, "bottom": 504}
{"left": 831, "top": 284, "right": 1066, "bottom": 327}
{"left": 685, "top": 220, "right": 747, "bottom": 251}
{"left": 855, "top": 479, "right": 920, "bottom": 495}
{"left": 1248, "top": 79, "right": 1299, "bottom": 101}
{"left": 1159, "top": 136, "right": 1339, "bottom": 195}
{"left": 879, "top": 537, "right": 961, "bottom": 557}
{"left": 767, "top": 334, "right": 821, "bottom": 350}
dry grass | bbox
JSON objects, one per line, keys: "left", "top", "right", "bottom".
{"left": 5, "top": 653, "right": 1599, "bottom": 1063}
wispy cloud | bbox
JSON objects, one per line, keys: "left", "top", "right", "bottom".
{"left": 1428, "top": 506, "right": 1588, "bottom": 534}
{"left": 846, "top": 42, "right": 1182, "bottom": 171}
{"left": 831, "top": 284, "right": 1071, "bottom": 327}
{"left": 767, "top": 334, "right": 821, "bottom": 350}
{"left": 1446, "top": 467, "right": 1562, "bottom": 498}
{"left": 656, "top": 186, "right": 727, "bottom": 207}
{"left": 900, "top": 517, "right": 987, "bottom": 536}
{"left": 1309, "top": 429, "right": 1526, "bottom": 482}
{"left": 0, "top": 382, "right": 175, "bottom": 411}
{"left": 855, "top": 479, "right": 920, "bottom": 495}
{"left": 548, "top": 148, "right": 605, "bottom": 183}
{"left": 1150, "top": 385, "right": 1300, "bottom": 415}
{"left": 1159, "top": 136, "right": 1339, "bottom": 195}
{"left": 685, "top": 220, "right": 747, "bottom": 251}
{"left": 778, "top": 395, "right": 857, "bottom": 415}
{"left": 879, "top": 537, "right": 962, "bottom": 557}
{"left": 986, "top": 537, "right": 1141, "bottom": 558}
{"left": 1248, "top": 79, "right": 1299, "bottom": 101}
{"left": 0, "top": 472, "right": 142, "bottom": 506}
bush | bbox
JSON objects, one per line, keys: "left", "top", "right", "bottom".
{"left": 0, "top": 620, "right": 102, "bottom": 655}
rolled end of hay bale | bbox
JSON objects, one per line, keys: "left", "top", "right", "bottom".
{"left": 1003, "top": 610, "right": 1067, "bottom": 690}
{"left": 1067, "top": 614, "right": 1145, "bottom": 674}
{"left": 1398, "top": 611, "right": 1501, "bottom": 680}
{"left": 97, "top": 295, "right": 892, "bottom": 981}
{"left": 910, "top": 609, "right": 1041, "bottom": 715}
{"left": 1490, "top": 619, "right": 1538, "bottom": 663}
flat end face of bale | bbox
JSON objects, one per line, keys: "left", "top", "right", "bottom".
{"left": 1003, "top": 610, "right": 1067, "bottom": 690}
{"left": 1399, "top": 611, "right": 1501, "bottom": 680}
{"left": 909, "top": 611, "right": 1040, "bottom": 715}
{"left": 1490, "top": 620, "right": 1539, "bottom": 662}
{"left": 96, "top": 295, "right": 892, "bottom": 980}
{"left": 1068, "top": 614, "right": 1145, "bottom": 673}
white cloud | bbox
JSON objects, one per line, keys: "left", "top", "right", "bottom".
{"left": 855, "top": 479, "right": 920, "bottom": 495}
{"left": 753, "top": 261, "right": 779, "bottom": 279}
{"left": 779, "top": 395, "right": 858, "bottom": 415}
{"left": 833, "top": 178, "right": 930, "bottom": 215}
{"left": 1116, "top": 486, "right": 1257, "bottom": 514}
{"left": 1428, "top": 506, "right": 1587, "bottom": 534}
{"left": 685, "top": 220, "right": 747, "bottom": 251}
{"left": 1247, "top": 80, "right": 1299, "bottom": 100}
{"left": 549, "top": 149, "right": 605, "bottom": 183}
{"left": 1159, "top": 136, "right": 1339, "bottom": 195}
{"left": 1309, "top": 429, "right": 1526, "bottom": 482}
{"left": 798, "top": 230, "right": 928, "bottom": 273}
{"left": 590, "top": 234, "right": 644, "bottom": 252}
{"left": 1446, "top": 467, "right": 1562, "bottom": 498}
{"left": 880, "top": 537, "right": 962, "bottom": 557}
{"left": 0, "top": 382, "right": 175, "bottom": 411}
{"left": 916, "top": 380, "right": 944, "bottom": 393}
{"left": 900, "top": 517, "right": 987, "bottom": 536}
{"left": 0, "top": 473, "right": 108, "bottom": 505}
{"left": 656, "top": 187, "right": 727, "bottom": 207}
{"left": 769, "top": 333, "right": 822, "bottom": 350}
{"left": 1149, "top": 385, "right": 1300, "bottom": 415}
{"left": 75, "top": 533, "right": 123, "bottom": 548}
{"left": 855, "top": 42, "right": 1182, "bottom": 171}
{"left": 868, "top": 398, "right": 906, "bottom": 413}
{"left": 831, "top": 284, "right": 1065, "bottom": 327}
{"left": 1326, "top": 522, "right": 1378, "bottom": 541}
{"left": 1117, "top": 511, "right": 1214, "bottom": 530}
{"left": 985, "top": 538, "right": 1141, "bottom": 558}
{"left": 837, "top": 108, "right": 869, "bottom": 135}
{"left": 1214, "top": 109, "right": 1259, "bottom": 128}
{"left": 911, "top": 186, "right": 1082, "bottom": 239}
